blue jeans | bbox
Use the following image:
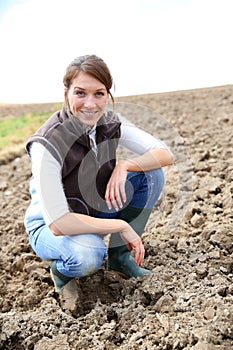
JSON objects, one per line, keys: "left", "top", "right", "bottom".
{"left": 28, "top": 169, "right": 164, "bottom": 278}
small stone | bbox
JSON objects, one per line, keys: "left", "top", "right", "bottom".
{"left": 191, "top": 213, "right": 205, "bottom": 228}
{"left": 196, "top": 263, "right": 208, "bottom": 278}
{"left": 208, "top": 250, "right": 220, "bottom": 259}
{"left": 0, "top": 181, "right": 7, "bottom": 190}
{"left": 220, "top": 266, "right": 228, "bottom": 274}
{"left": 204, "top": 307, "right": 216, "bottom": 320}
{"left": 177, "top": 237, "right": 189, "bottom": 252}
{"left": 4, "top": 190, "right": 12, "bottom": 196}
{"left": 208, "top": 178, "right": 222, "bottom": 193}
{"left": 154, "top": 294, "right": 174, "bottom": 313}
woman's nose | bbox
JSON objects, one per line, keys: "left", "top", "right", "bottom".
{"left": 83, "top": 95, "right": 95, "bottom": 108}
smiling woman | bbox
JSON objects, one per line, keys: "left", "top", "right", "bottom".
{"left": 62, "top": 55, "right": 114, "bottom": 128}
{"left": 24, "top": 54, "right": 174, "bottom": 293}
{"left": 65, "top": 72, "right": 109, "bottom": 127}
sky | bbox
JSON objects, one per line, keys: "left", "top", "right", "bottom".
{"left": 0, "top": 0, "right": 232, "bottom": 103}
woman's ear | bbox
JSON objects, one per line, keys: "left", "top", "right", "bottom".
{"left": 64, "top": 87, "right": 68, "bottom": 102}
{"left": 64, "top": 87, "right": 69, "bottom": 110}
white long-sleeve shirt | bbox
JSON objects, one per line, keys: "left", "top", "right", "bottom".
{"left": 26, "top": 119, "right": 169, "bottom": 229}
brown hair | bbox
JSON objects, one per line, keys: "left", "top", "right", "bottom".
{"left": 63, "top": 55, "right": 114, "bottom": 106}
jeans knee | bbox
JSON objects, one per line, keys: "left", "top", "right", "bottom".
{"left": 61, "top": 234, "right": 107, "bottom": 278}
{"left": 149, "top": 168, "right": 165, "bottom": 190}
{"left": 78, "top": 246, "right": 107, "bottom": 276}
{"left": 145, "top": 168, "right": 165, "bottom": 208}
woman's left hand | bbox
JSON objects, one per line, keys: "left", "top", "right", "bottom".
{"left": 105, "top": 161, "right": 128, "bottom": 211}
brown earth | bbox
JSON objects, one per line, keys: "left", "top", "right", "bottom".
{"left": 0, "top": 85, "right": 232, "bottom": 350}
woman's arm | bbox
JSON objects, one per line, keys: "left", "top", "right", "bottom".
{"left": 105, "top": 149, "right": 173, "bottom": 211}
{"left": 119, "top": 148, "right": 174, "bottom": 171}
{"left": 105, "top": 122, "right": 174, "bottom": 210}
{"left": 118, "top": 121, "right": 174, "bottom": 170}
{"left": 50, "top": 214, "right": 145, "bottom": 266}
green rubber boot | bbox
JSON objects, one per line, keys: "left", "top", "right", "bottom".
{"left": 106, "top": 205, "right": 153, "bottom": 278}
{"left": 50, "top": 260, "right": 73, "bottom": 293}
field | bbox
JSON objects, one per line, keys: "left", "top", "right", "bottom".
{"left": 0, "top": 86, "right": 232, "bottom": 349}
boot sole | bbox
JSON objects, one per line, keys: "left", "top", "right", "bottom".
{"left": 106, "top": 267, "right": 130, "bottom": 279}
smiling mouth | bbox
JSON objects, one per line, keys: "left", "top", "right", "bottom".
{"left": 81, "top": 110, "right": 98, "bottom": 117}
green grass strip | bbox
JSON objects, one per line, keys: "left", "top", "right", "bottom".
{"left": 0, "top": 112, "right": 50, "bottom": 151}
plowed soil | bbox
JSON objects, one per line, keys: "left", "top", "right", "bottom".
{"left": 0, "top": 85, "right": 232, "bottom": 349}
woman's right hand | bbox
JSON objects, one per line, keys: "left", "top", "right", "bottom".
{"left": 119, "top": 223, "right": 145, "bottom": 266}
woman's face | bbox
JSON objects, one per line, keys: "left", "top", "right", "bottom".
{"left": 66, "top": 71, "right": 109, "bottom": 127}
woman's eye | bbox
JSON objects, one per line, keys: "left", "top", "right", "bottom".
{"left": 96, "top": 91, "right": 105, "bottom": 97}
{"left": 75, "top": 91, "right": 85, "bottom": 96}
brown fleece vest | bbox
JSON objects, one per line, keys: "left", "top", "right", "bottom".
{"left": 26, "top": 107, "right": 121, "bottom": 216}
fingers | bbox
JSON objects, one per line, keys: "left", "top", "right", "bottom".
{"left": 109, "top": 187, "right": 123, "bottom": 211}
{"left": 133, "top": 241, "right": 145, "bottom": 266}
{"left": 105, "top": 163, "right": 128, "bottom": 211}
{"left": 105, "top": 186, "right": 122, "bottom": 211}
{"left": 118, "top": 180, "right": 127, "bottom": 204}
{"left": 105, "top": 179, "right": 127, "bottom": 211}
{"left": 127, "top": 239, "right": 145, "bottom": 266}
{"left": 120, "top": 227, "right": 145, "bottom": 266}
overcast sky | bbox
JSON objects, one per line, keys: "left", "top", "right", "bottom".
{"left": 0, "top": 0, "right": 232, "bottom": 103}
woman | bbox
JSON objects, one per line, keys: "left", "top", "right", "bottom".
{"left": 24, "top": 55, "right": 174, "bottom": 293}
